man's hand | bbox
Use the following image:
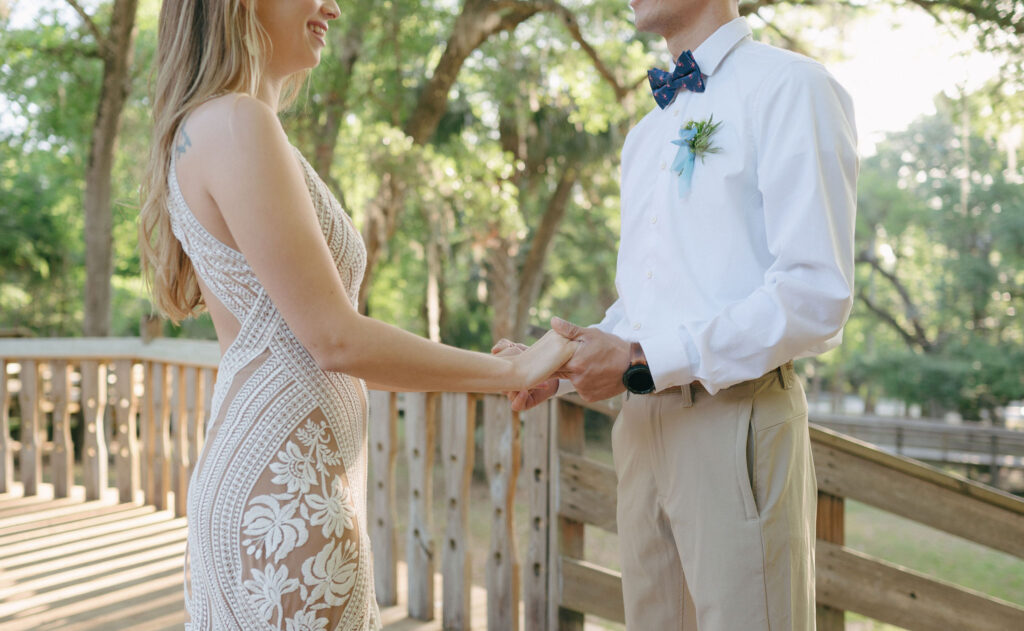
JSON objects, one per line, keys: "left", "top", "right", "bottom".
{"left": 491, "top": 338, "right": 560, "bottom": 411}
{"left": 550, "top": 317, "right": 630, "bottom": 402}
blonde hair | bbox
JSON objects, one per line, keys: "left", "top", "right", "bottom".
{"left": 140, "top": 0, "right": 308, "bottom": 322}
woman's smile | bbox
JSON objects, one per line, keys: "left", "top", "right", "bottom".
{"left": 308, "top": 20, "right": 328, "bottom": 47}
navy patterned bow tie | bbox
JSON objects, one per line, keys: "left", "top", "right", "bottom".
{"left": 648, "top": 50, "right": 706, "bottom": 109}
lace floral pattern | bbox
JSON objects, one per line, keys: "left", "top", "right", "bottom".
{"left": 170, "top": 145, "right": 380, "bottom": 630}
{"left": 239, "top": 421, "right": 360, "bottom": 627}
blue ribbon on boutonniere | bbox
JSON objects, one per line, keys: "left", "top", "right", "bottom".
{"left": 671, "top": 126, "right": 698, "bottom": 197}
{"left": 669, "top": 115, "right": 722, "bottom": 198}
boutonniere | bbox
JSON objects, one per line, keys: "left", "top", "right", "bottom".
{"left": 671, "top": 115, "right": 722, "bottom": 197}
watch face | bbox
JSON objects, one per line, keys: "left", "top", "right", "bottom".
{"left": 624, "top": 365, "right": 655, "bottom": 394}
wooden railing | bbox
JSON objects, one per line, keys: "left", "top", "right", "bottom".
{"left": 544, "top": 397, "right": 1024, "bottom": 631}
{"left": 0, "top": 338, "right": 218, "bottom": 513}
{"left": 367, "top": 390, "right": 551, "bottom": 628}
{"left": 3, "top": 337, "right": 1024, "bottom": 630}
{"left": 810, "top": 413, "right": 1024, "bottom": 488}
{"left": 0, "top": 338, "right": 552, "bottom": 627}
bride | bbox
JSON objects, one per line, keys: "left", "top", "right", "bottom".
{"left": 138, "top": 1, "right": 575, "bottom": 629}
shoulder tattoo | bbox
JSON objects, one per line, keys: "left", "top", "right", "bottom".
{"left": 175, "top": 126, "right": 193, "bottom": 158}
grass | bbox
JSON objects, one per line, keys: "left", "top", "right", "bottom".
{"left": 842, "top": 499, "right": 1024, "bottom": 629}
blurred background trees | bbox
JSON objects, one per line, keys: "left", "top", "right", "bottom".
{"left": 1, "top": 0, "right": 1022, "bottom": 421}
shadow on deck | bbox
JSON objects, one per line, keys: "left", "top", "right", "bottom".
{"left": 0, "top": 484, "right": 491, "bottom": 631}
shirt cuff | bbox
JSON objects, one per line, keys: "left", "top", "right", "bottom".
{"left": 640, "top": 328, "right": 700, "bottom": 392}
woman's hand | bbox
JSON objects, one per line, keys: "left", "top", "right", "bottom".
{"left": 508, "top": 330, "right": 578, "bottom": 390}
{"left": 492, "top": 339, "right": 558, "bottom": 411}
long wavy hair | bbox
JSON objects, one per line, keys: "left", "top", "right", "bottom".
{"left": 140, "top": 0, "right": 307, "bottom": 322}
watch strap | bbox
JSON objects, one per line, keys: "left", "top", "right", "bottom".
{"left": 629, "top": 342, "right": 647, "bottom": 368}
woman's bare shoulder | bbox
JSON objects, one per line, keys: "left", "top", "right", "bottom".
{"left": 177, "top": 93, "right": 286, "bottom": 166}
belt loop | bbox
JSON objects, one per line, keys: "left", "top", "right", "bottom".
{"left": 680, "top": 383, "right": 694, "bottom": 407}
{"left": 778, "top": 362, "right": 794, "bottom": 390}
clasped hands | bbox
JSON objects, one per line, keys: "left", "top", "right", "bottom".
{"left": 492, "top": 317, "right": 631, "bottom": 411}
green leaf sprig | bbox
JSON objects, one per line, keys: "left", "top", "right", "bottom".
{"left": 684, "top": 115, "right": 723, "bottom": 162}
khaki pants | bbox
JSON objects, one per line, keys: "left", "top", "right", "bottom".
{"left": 612, "top": 363, "right": 816, "bottom": 630}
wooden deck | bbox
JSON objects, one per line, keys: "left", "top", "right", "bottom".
{"left": 4, "top": 340, "right": 1022, "bottom": 630}
{"left": 0, "top": 484, "right": 494, "bottom": 631}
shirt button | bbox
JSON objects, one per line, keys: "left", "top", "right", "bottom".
{"left": 660, "top": 161, "right": 667, "bottom": 170}
{"left": 646, "top": 270, "right": 653, "bottom": 279}
{"left": 633, "top": 323, "right": 642, "bottom": 330}
{"left": 650, "top": 216, "right": 658, "bottom": 224}
{"left": 673, "top": 109, "right": 680, "bottom": 117}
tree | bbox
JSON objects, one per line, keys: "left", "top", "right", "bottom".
{"left": 847, "top": 89, "right": 1024, "bottom": 421}
{"left": 3, "top": 0, "right": 1023, "bottom": 361}
{"left": 68, "top": 0, "right": 140, "bottom": 336}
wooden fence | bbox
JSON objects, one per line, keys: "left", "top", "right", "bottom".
{"left": 543, "top": 397, "right": 1024, "bottom": 631}
{"left": 3, "top": 338, "right": 1024, "bottom": 630}
{"left": 810, "top": 413, "right": 1024, "bottom": 489}
{"left": 0, "top": 339, "right": 218, "bottom": 511}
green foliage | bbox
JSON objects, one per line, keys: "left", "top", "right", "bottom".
{"left": 845, "top": 88, "right": 1024, "bottom": 420}
{"left": 1, "top": 0, "right": 1023, "bottom": 419}
{"left": 684, "top": 115, "right": 723, "bottom": 161}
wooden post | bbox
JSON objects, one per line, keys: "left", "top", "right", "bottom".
{"left": 112, "top": 359, "right": 140, "bottom": 504}
{"left": 17, "top": 360, "right": 42, "bottom": 496}
{"left": 50, "top": 360, "right": 74, "bottom": 498}
{"left": 81, "top": 360, "right": 109, "bottom": 501}
{"left": 172, "top": 365, "right": 190, "bottom": 517}
{"left": 146, "top": 362, "right": 172, "bottom": 510}
{"left": 0, "top": 359, "right": 11, "bottom": 494}
{"left": 989, "top": 435, "right": 1000, "bottom": 489}
{"left": 405, "top": 392, "right": 437, "bottom": 620}
{"left": 523, "top": 399, "right": 553, "bottom": 631}
{"left": 141, "top": 361, "right": 154, "bottom": 503}
{"left": 441, "top": 392, "right": 475, "bottom": 630}
{"left": 369, "top": 389, "right": 398, "bottom": 606}
{"left": 485, "top": 395, "right": 521, "bottom": 631}
{"left": 140, "top": 313, "right": 162, "bottom": 343}
{"left": 816, "top": 490, "right": 845, "bottom": 631}
{"left": 551, "top": 398, "right": 585, "bottom": 630}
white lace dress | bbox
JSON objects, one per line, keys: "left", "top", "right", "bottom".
{"left": 168, "top": 144, "right": 381, "bottom": 630}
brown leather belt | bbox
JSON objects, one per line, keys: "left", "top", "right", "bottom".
{"left": 649, "top": 362, "right": 795, "bottom": 403}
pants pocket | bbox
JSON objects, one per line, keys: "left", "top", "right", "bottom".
{"left": 734, "top": 397, "right": 759, "bottom": 521}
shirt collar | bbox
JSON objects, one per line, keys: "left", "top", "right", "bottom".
{"left": 690, "top": 17, "right": 752, "bottom": 77}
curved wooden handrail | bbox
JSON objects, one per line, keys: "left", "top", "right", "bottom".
{"left": 0, "top": 338, "right": 220, "bottom": 368}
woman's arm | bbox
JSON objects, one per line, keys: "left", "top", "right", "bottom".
{"left": 182, "top": 95, "right": 572, "bottom": 392}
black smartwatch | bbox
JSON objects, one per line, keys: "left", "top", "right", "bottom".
{"left": 622, "top": 342, "right": 655, "bottom": 394}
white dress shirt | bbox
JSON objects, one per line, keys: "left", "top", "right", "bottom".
{"left": 595, "top": 18, "right": 858, "bottom": 395}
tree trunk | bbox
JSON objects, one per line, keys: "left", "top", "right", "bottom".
{"left": 358, "top": 0, "right": 544, "bottom": 311}
{"left": 513, "top": 162, "right": 578, "bottom": 339}
{"left": 81, "top": 0, "right": 139, "bottom": 336}
{"left": 862, "top": 384, "right": 876, "bottom": 415}
{"left": 424, "top": 205, "right": 448, "bottom": 343}
{"left": 311, "top": 15, "right": 365, "bottom": 183}
{"left": 486, "top": 232, "right": 519, "bottom": 342}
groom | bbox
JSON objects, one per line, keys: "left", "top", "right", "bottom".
{"left": 496, "top": 0, "right": 857, "bottom": 629}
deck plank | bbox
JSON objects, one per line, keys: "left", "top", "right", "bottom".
{"left": 0, "top": 485, "right": 495, "bottom": 630}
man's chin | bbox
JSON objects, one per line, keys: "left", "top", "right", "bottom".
{"left": 631, "top": 12, "right": 663, "bottom": 37}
